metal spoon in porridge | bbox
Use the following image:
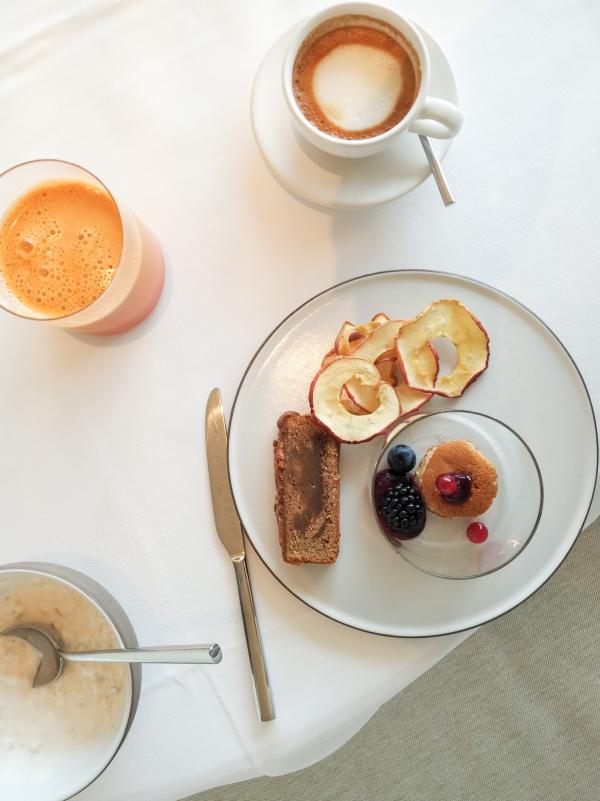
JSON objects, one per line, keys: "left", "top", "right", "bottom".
{"left": 1, "top": 625, "right": 222, "bottom": 687}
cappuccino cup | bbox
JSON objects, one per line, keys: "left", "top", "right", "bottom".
{"left": 283, "top": 2, "right": 463, "bottom": 158}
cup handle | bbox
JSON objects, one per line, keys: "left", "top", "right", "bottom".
{"left": 409, "top": 97, "right": 463, "bottom": 140}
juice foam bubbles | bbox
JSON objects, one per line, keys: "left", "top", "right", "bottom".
{"left": 0, "top": 179, "right": 123, "bottom": 318}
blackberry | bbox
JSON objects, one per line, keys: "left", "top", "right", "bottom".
{"left": 376, "top": 477, "right": 426, "bottom": 539}
{"left": 373, "top": 470, "right": 402, "bottom": 501}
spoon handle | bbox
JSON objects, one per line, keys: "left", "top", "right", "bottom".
{"left": 418, "top": 135, "right": 455, "bottom": 206}
{"left": 61, "top": 644, "right": 222, "bottom": 664}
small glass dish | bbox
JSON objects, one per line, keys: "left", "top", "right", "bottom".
{"left": 371, "top": 410, "right": 544, "bottom": 579}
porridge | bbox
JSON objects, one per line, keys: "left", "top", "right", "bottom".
{"left": 0, "top": 574, "right": 128, "bottom": 753}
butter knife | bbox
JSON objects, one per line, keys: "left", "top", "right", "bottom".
{"left": 205, "top": 388, "right": 275, "bottom": 722}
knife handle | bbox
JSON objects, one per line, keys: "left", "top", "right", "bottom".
{"left": 233, "top": 556, "right": 275, "bottom": 722}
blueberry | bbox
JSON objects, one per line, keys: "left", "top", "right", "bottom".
{"left": 387, "top": 444, "right": 416, "bottom": 475}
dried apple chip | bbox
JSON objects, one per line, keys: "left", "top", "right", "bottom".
{"left": 396, "top": 299, "right": 489, "bottom": 398}
{"left": 310, "top": 358, "right": 400, "bottom": 443}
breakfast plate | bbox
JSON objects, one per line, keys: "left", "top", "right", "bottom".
{"left": 228, "top": 271, "right": 598, "bottom": 637}
{"left": 251, "top": 22, "right": 457, "bottom": 208}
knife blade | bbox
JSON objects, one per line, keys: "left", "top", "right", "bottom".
{"left": 205, "top": 388, "right": 275, "bottom": 722}
{"left": 205, "top": 389, "right": 246, "bottom": 561}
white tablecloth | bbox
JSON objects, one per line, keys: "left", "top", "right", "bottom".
{"left": 1, "top": 1, "right": 598, "bottom": 799}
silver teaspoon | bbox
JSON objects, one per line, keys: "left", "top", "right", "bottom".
{"left": 418, "top": 134, "right": 455, "bottom": 206}
{"left": 1, "top": 625, "right": 222, "bottom": 688}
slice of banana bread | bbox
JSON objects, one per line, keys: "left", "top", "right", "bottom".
{"left": 273, "top": 412, "right": 340, "bottom": 565}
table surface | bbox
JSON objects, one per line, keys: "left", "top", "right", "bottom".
{"left": 1, "top": 1, "right": 598, "bottom": 800}
{"left": 185, "top": 518, "right": 600, "bottom": 801}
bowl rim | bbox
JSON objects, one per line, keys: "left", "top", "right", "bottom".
{"left": 0, "top": 561, "right": 140, "bottom": 801}
{"left": 371, "top": 409, "right": 545, "bottom": 579}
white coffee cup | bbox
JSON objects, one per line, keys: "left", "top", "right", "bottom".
{"left": 283, "top": 2, "right": 463, "bottom": 158}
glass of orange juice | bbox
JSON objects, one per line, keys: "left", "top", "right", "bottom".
{"left": 0, "top": 159, "right": 165, "bottom": 335}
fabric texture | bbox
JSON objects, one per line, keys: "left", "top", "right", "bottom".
{"left": 185, "top": 517, "right": 600, "bottom": 801}
{"left": 0, "top": 0, "right": 598, "bottom": 798}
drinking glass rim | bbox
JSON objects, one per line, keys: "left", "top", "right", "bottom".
{"left": 0, "top": 157, "right": 126, "bottom": 323}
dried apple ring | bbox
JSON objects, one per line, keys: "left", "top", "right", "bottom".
{"left": 333, "top": 314, "right": 390, "bottom": 356}
{"left": 342, "top": 377, "right": 379, "bottom": 414}
{"left": 395, "top": 343, "right": 439, "bottom": 415}
{"left": 310, "top": 358, "right": 400, "bottom": 443}
{"left": 396, "top": 299, "right": 489, "bottom": 398}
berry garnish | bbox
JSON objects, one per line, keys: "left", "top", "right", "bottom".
{"left": 435, "top": 472, "right": 472, "bottom": 504}
{"left": 373, "top": 470, "right": 402, "bottom": 501}
{"left": 467, "top": 522, "right": 488, "bottom": 543}
{"left": 376, "top": 477, "right": 426, "bottom": 539}
{"left": 435, "top": 473, "right": 458, "bottom": 496}
{"left": 387, "top": 444, "right": 416, "bottom": 475}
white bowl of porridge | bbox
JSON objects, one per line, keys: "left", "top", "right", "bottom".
{"left": 0, "top": 563, "right": 140, "bottom": 801}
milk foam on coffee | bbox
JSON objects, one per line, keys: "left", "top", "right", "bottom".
{"left": 313, "top": 44, "right": 406, "bottom": 131}
{"left": 293, "top": 15, "right": 420, "bottom": 140}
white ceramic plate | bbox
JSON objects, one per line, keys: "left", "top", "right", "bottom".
{"left": 251, "top": 22, "right": 456, "bottom": 208}
{"left": 228, "top": 271, "right": 598, "bottom": 637}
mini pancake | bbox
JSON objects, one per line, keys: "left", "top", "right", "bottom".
{"left": 415, "top": 440, "right": 497, "bottom": 518}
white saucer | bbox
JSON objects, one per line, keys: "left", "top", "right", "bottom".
{"left": 251, "top": 22, "right": 458, "bottom": 208}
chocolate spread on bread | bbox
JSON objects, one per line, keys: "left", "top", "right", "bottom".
{"left": 274, "top": 412, "right": 340, "bottom": 564}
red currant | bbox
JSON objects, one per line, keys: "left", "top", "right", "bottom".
{"left": 467, "top": 522, "right": 488, "bottom": 543}
{"left": 435, "top": 473, "right": 459, "bottom": 496}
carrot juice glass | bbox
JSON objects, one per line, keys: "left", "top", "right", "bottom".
{"left": 0, "top": 160, "right": 165, "bottom": 335}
